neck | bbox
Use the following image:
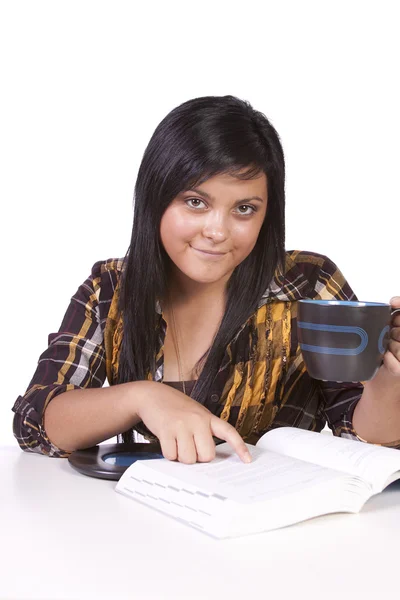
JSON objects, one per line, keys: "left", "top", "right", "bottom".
{"left": 166, "top": 267, "right": 230, "bottom": 309}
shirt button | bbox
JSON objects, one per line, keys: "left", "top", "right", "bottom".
{"left": 210, "top": 394, "right": 219, "bottom": 403}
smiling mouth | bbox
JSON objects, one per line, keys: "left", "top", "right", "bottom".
{"left": 191, "top": 246, "right": 227, "bottom": 256}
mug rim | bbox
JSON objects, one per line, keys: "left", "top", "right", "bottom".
{"left": 298, "top": 300, "right": 389, "bottom": 307}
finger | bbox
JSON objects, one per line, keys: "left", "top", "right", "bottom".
{"left": 390, "top": 296, "right": 400, "bottom": 308}
{"left": 193, "top": 427, "right": 216, "bottom": 463}
{"left": 388, "top": 339, "right": 400, "bottom": 362}
{"left": 390, "top": 327, "right": 400, "bottom": 343}
{"left": 390, "top": 298, "right": 400, "bottom": 325}
{"left": 383, "top": 350, "right": 400, "bottom": 376}
{"left": 392, "top": 313, "right": 400, "bottom": 327}
{"left": 210, "top": 417, "right": 252, "bottom": 463}
{"left": 176, "top": 430, "right": 197, "bottom": 464}
{"left": 159, "top": 434, "right": 178, "bottom": 462}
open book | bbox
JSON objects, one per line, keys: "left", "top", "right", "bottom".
{"left": 115, "top": 427, "right": 400, "bottom": 539}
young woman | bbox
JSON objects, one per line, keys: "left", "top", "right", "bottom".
{"left": 12, "top": 95, "right": 400, "bottom": 463}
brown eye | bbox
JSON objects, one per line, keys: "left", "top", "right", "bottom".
{"left": 186, "top": 198, "right": 206, "bottom": 209}
{"left": 236, "top": 205, "right": 256, "bottom": 215}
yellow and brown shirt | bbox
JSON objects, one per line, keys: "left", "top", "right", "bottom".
{"left": 12, "top": 250, "right": 398, "bottom": 457}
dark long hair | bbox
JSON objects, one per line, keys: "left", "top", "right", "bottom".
{"left": 117, "top": 95, "right": 286, "bottom": 441}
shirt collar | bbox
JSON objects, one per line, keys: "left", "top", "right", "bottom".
{"left": 258, "top": 251, "right": 313, "bottom": 306}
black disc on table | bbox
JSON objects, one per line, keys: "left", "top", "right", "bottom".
{"left": 68, "top": 443, "right": 163, "bottom": 480}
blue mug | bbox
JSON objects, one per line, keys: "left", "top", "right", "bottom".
{"left": 297, "top": 300, "right": 400, "bottom": 382}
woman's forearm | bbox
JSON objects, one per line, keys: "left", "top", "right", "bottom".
{"left": 353, "top": 366, "right": 400, "bottom": 444}
{"left": 43, "top": 381, "right": 153, "bottom": 452}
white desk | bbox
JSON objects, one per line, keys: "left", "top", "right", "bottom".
{"left": 1, "top": 445, "right": 400, "bottom": 600}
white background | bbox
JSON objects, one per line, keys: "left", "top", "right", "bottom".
{"left": 0, "top": 0, "right": 399, "bottom": 447}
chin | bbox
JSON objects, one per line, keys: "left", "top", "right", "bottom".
{"left": 173, "top": 259, "right": 235, "bottom": 285}
{"left": 185, "top": 270, "right": 231, "bottom": 285}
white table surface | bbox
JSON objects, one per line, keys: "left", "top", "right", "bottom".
{"left": 1, "top": 445, "right": 400, "bottom": 600}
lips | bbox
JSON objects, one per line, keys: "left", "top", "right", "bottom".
{"left": 191, "top": 246, "right": 228, "bottom": 257}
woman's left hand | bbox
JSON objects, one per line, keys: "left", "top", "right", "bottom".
{"left": 383, "top": 297, "right": 400, "bottom": 376}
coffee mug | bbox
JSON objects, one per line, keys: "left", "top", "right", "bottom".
{"left": 297, "top": 300, "right": 400, "bottom": 382}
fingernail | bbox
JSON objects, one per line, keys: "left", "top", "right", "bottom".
{"left": 243, "top": 452, "right": 252, "bottom": 463}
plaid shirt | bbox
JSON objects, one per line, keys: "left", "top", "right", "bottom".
{"left": 12, "top": 250, "right": 399, "bottom": 457}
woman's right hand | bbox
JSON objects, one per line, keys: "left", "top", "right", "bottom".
{"left": 134, "top": 381, "right": 252, "bottom": 465}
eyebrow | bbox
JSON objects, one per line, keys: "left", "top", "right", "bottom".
{"left": 184, "top": 187, "right": 265, "bottom": 204}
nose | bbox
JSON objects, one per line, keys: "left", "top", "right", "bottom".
{"left": 201, "top": 211, "right": 229, "bottom": 243}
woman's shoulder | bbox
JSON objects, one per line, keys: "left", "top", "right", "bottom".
{"left": 261, "top": 250, "right": 354, "bottom": 303}
{"left": 90, "top": 257, "right": 126, "bottom": 279}
{"left": 87, "top": 256, "right": 126, "bottom": 291}
{"left": 77, "top": 257, "right": 126, "bottom": 326}
{"left": 79, "top": 257, "right": 126, "bottom": 311}
{"left": 284, "top": 249, "right": 339, "bottom": 278}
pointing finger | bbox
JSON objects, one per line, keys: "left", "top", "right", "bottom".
{"left": 210, "top": 417, "right": 252, "bottom": 463}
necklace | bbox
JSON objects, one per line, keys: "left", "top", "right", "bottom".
{"left": 169, "top": 302, "right": 188, "bottom": 396}
{"left": 167, "top": 297, "right": 223, "bottom": 398}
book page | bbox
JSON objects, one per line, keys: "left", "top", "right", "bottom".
{"left": 256, "top": 427, "right": 400, "bottom": 493}
{"left": 116, "top": 446, "right": 372, "bottom": 538}
{"left": 129, "top": 444, "right": 368, "bottom": 504}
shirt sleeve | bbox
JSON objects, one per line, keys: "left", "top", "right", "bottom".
{"left": 11, "top": 260, "right": 117, "bottom": 457}
{"left": 321, "top": 382, "right": 400, "bottom": 449}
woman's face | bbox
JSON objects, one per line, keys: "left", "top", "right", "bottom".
{"left": 160, "top": 170, "right": 268, "bottom": 286}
